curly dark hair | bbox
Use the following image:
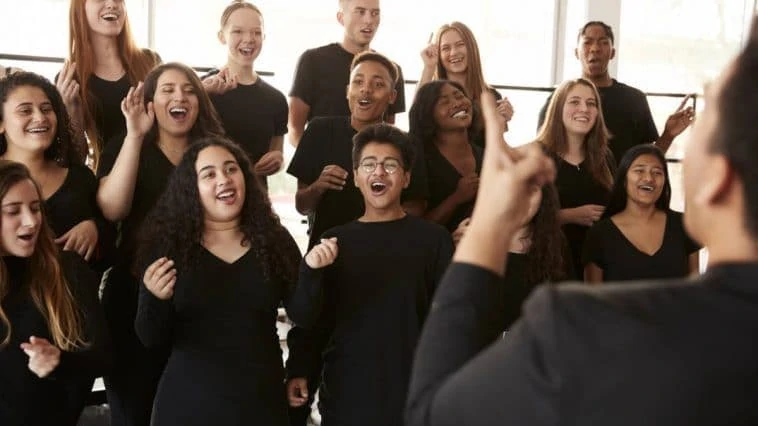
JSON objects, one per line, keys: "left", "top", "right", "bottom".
{"left": 136, "top": 137, "right": 300, "bottom": 293}
{"left": 0, "top": 72, "right": 83, "bottom": 166}
{"left": 141, "top": 62, "right": 225, "bottom": 145}
{"left": 603, "top": 144, "right": 671, "bottom": 220}
{"left": 524, "top": 183, "right": 570, "bottom": 285}
{"left": 352, "top": 123, "right": 416, "bottom": 171}
{"left": 408, "top": 79, "right": 475, "bottom": 148}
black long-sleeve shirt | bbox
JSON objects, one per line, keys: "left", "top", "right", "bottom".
{"left": 0, "top": 252, "right": 109, "bottom": 426}
{"left": 406, "top": 262, "right": 758, "bottom": 426}
{"left": 287, "top": 216, "right": 453, "bottom": 426}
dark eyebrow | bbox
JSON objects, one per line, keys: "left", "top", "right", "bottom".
{"left": 198, "top": 160, "right": 237, "bottom": 174}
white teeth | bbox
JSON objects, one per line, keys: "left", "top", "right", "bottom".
{"left": 169, "top": 107, "right": 187, "bottom": 113}
{"left": 639, "top": 185, "right": 654, "bottom": 192}
{"left": 240, "top": 48, "right": 253, "bottom": 54}
{"left": 450, "top": 58, "right": 463, "bottom": 63}
{"left": 370, "top": 182, "right": 386, "bottom": 191}
{"left": 358, "top": 99, "right": 371, "bottom": 106}
{"left": 27, "top": 127, "right": 49, "bottom": 133}
{"left": 217, "top": 190, "right": 235, "bottom": 199}
{"left": 102, "top": 13, "right": 118, "bottom": 20}
{"left": 452, "top": 110, "right": 468, "bottom": 119}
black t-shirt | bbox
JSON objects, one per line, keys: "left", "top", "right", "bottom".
{"left": 289, "top": 43, "right": 406, "bottom": 120}
{"left": 287, "top": 215, "right": 453, "bottom": 426}
{"left": 424, "top": 142, "right": 483, "bottom": 231}
{"left": 45, "top": 164, "right": 99, "bottom": 238}
{"left": 97, "top": 134, "right": 176, "bottom": 270}
{"left": 583, "top": 210, "right": 700, "bottom": 282}
{"left": 0, "top": 252, "right": 107, "bottom": 426}
{"left": 538, "top": 79, "right": 659, "bottom": 163}
{"left": 287, "top": 116, "right": 428, "bottom": 249}
{"left": 469, "top": 87, "right": 502, "bottom": 148}
{"left": 206, "top": 73, "right": 288, "bottom": 164}
{"left": 89, "top": 74, "right": 131, "bottom": 152}
{"left": 554, "top": 156, "right": 611, "bottom": 278}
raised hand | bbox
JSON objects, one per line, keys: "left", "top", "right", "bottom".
{"left": 304, "top": 237, "right": 338, "bottom": 269}
{"left": 20, "top": 336, "right": 61, "bottom": 378}
{"left": 287, "top": 377, "right": 309, "bottom": 407}
{"left": 56, "top": 60, "right": 80, "bottom": 114}
{"left": 143, "top": 257, "right": 176, "bottom": 300}
{"left": 313, "top": 165, "right": 348, "bottom": 192}
{"left": 54, "top": 219, "right": 98, "bottom": 261}
{"left": 662, "top": 94, "right": 696, "bottom": 139}
{"left": 121, "top": 82, "right": 154, "bottom": 139}
{"left": 420, "top": 42, "right": 439, "bottom": 70}
{"left": 202, "top": 67, "right": 238, "bottom": 95}
{"left": 254, "top": 151, "right": 284, "bottom": 176}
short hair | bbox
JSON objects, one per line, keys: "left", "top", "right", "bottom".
{"left": 351, "top": 51, "right": 398, "bottom": 85}
{"left": 352, "top": 123, "right": 416, "bottom": 172}
{"left": 577, "top": 21, "right": 615, "bottom": 45}
{"left": 711, "top": 15, "right": 758, "bottom": 237}
{"left": 603, "top": 144, "right": 671, "bottom": 219}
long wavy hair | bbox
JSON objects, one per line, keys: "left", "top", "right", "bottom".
{"left": 0, "top": 72, "right": 83, "bottom": 167}
{"left": 136, "top": 138, "right": 299, "bottom": 292}
{"left": 603, "top": 144, "right": 671, "bottom": 219}
{"left": 141, "top": 63, "right": 225, "bottom": 145}
{"left": 68, "top": 0, "right": 160, "bottom": 167}
{"left": 409, "top": 80, "right": 474, "bottom": 148}
{"left": 523, "top": 183, "right": 569, "bottom": 285}
{"left": 537, "top": 78, "right": 613, "bottom": 190}
{"left": 0, "top": 161, "right": 85, "bottom": 350}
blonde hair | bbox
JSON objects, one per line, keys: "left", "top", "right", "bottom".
{"left": 0, "top": 161, "right": 85, "bottom": 350}
{"left": 537, "top": 78, "right": 613, "bottom": 190}
{"left": 68, "top": 0, "right": 160, "bottom": 168}
{"left": 220, "top": 1, "right": 263, "bottom": 29}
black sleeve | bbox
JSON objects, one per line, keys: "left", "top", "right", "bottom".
{"left": 431, "top": 232, "right": 454, "bottom": 292}
{"left": 537, "top": 92, "right": 554, "bottom": 132}
{"left": 405, "top": 263, "right": 562, "bottom": 426}
{"left": 403, "top": 137, "right": 429, "bottom": 202}
{"left": 289, "top": 50, "right": 315, "bottom": 105}
{"left": 286, "top": 261, "right": 326, "bottom": 329}
{"left": 52, "top": 252, "right": 111, "bottom": 379}
{"left": 134, "top": 259, "right": 175, "bottom": 348}
{"left": 274, "top": 91, "right": 289, "bottom": 136}
{"left": 287, "top": 119, "right": 326, "bottom": 185}
{"left": 639, "top": 93, "right": 660, "bottom": 143}
{"left": 389, "top": 63, "right": 406, "bottom": 115}
{"left": 96, "top": 132, "right": 126, "bottom": 178}
{"left": 582, "top": 221, "right": 606, "bottom": 269}
{"left": 672, "top": 211, "right": 701, "bottom": 254}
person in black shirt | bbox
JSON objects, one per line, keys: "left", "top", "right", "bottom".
{"left": 536, "top": 78, "right": 614, "bottom": 277}
{"left": 288, "top": 124, "right": 453, "bottom": 426}
{"left": 0, "top": 161, "right": 108, "bottom": 426}
{"left": 418, "top": 21, "right": 512, "bottom": 146}
{"left": 409, "top": 80, "right": 480, "bottom": 231}
{"left": 537, "top": 21, "right": 694, "bottom": 162}
{"left": 584, "top": 144, "right": 700, "bottom": 282}
{"left": 133, "top": 138, "right": 301, "bottom": 426}
{"left": 407, "top": 19, "right": 758, "bottom": 425}
{"left": 288, "top": 0, "right": 406, "bottom": 147}
{"left": 64, "top": 0, "right": 161, "bottom": 167}
{"left": 96, "top": 63, "right": 224, "bottom": 426}
{"left": 203, "top": 2, "right": 287, "bottom": 187}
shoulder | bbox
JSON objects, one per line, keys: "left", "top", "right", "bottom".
{"left": 299, "top": 44, "right": 339, "bottom": 61}
{"left": 256, "top": 78, "right": 287, "bottom": 101}
{"left": 610, "top": 80, "right": 647, "bottom": 100}
{"left": 409, "top": 216, "right": 452, "bottom": 240}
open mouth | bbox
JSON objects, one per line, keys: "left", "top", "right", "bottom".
{"left": 26, "top": 126, "right": 50, "bottom": 134}
{"left": 370, "top": 181, "right": 387, "bottom": 194}
{"left": 360, "top": 28, "right": 374, "bottom": 36}
{"left": 239, "top": 47, "right": 255, "bottom": 56}
{"left": 449, "top": 57, "right": 464, "bottom": 64}
{"left": 451, "top": 109, "right": 470, "bottom": 119}
{"left": 169, "top": 107, "right": 188, "bottom": 120}
{"left": 358, "top": 99, "right": 372, "bottom": 107}
{"left": 18, "top": 233, "right": 35, "bottom": 242}
{"left": 217, "top": 189, "right": 236, "bottom": 200}
{"left": 639, "top": 185, "right": 655, "bottom": 192}
{"left": 573, "top": 116, "right": 590, "bottom": 123}
{"left": 102, "top": 13, "right": 119, "bottom": 21}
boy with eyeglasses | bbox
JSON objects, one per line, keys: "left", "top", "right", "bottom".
{"left": 287, "top": 123, "right": 453, "bottom": 426}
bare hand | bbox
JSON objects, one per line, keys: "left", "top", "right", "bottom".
{"left": 202, "top": 68, "right": 238, "bottom": 95}
{"left": 143, "top": 257, "right": 176, "bottom": 300}
{"left": 420, "top": 43, "right": 439, "bottom": 70}
{"left": 662, "top": 94, "right": 695, "bottom": 139}
{"left": 54, "top": 219, "right": 98, "bottom": 261}
{"left": 56, "top": 60, "right": 80, "bottom": 114}
{"left": 571, "top": 204, "right": 605, "bottom": 227}
{"left": 453, "top": 174, "right": 479, "bottom": 204}
{"left": 121, "top": 82, "right": 154, "bottom": 139}
{"left": 254, "top": 151, "right": 284, "bottom": 176}
{"left": 20, "top": 336, "right": 61, "bottom": 378}
{"left": 287, "top": 377, "right": 309, "bottom": 407}
{"left": 313, "top": 165, "right": 348, "bottom": 192}
{"left": 496, "top": 97, "right": 514, "bottom": 133}
{"left": 452, "top": 217, "right": 471, "bottom": 245}
{"left": 304, "top": 237, "right": 338, "bottom": 269}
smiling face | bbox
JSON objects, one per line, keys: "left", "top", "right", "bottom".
{"left": 625, "top": 153, "right": 666, "bottom": 207}
{"left": 433, "top": 82, "right": 473, "bottom": 131}
{"left": 347, "top": 60, "right": 396, "bottom": 126}
{"left": 152, "top": 68, "right": 200, "bottom": 139}
{"left": 354, "top": 141, "right": 409, "bottom": 213}
{"left": 561, "top": 83, "right": 599, "bottom": 138}
{"left": 196, "top": 145, "right": 246, "bottom": 226}
{"left": 338, "top": 0, "right": 381, "bottom": 50}
{"left": 219, "top": 7, "right": 264, "bottom": 67}
{"left": 84, "top": 0, "right": 126, "bottom": 37}
{"left": 0, "top": 85, "right": 57, "bottom": 156}
{"left": 439, "top": 29, "right": 468, "bottom": 76}
{"left": 0, "top": 179, "right": 42, "bottom": 258}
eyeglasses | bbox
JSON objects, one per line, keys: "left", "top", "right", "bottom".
{"left": 359, "top": 159, "right": 402, "bottom": 175}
